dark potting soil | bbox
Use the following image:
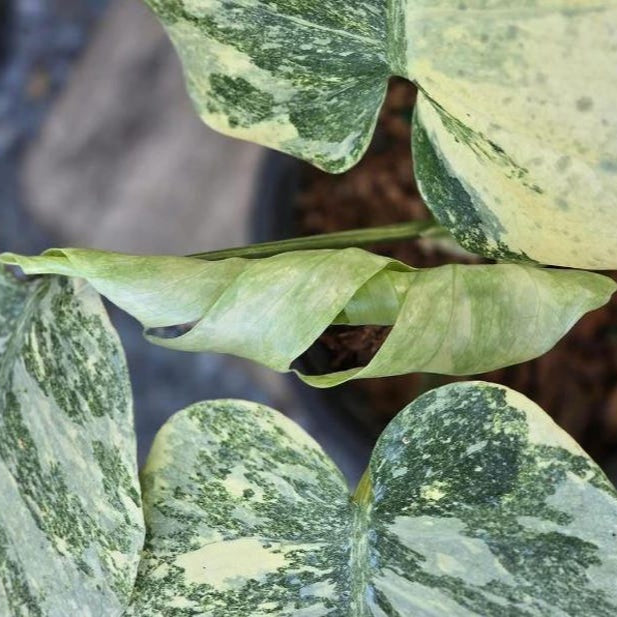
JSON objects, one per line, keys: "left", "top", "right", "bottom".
{"left": 295, "top": 78, "right": 617, "bottom": 468}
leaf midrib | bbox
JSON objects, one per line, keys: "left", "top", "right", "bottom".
{"left": 177, "top": 2, "right": 384, "bottom": 50}
{"left": 350, "top": 497, "right": 372, "bottom": 616}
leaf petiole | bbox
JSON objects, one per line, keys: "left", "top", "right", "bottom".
{"left": 187, "top": 220, "right": 447, "bottom": 261}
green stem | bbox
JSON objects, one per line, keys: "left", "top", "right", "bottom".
{"left": 188, "top": 220, "right": 446, "bottom": 261}
{"left": 352, "top": 468, "right": 373, "bottom": 506}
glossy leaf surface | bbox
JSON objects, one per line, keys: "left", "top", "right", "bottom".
{"left": 1, "top": 248, "right": 614, "bottom": 386}
{"left": 0, "top": 269, "right": 144, "bottom": 616}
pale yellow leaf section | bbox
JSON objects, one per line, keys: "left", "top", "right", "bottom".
{"left": 404, "top": 2, "right": 617, "bottom": 267}
{"left": 174, "top": 537, "right": 290, "bottom": 589}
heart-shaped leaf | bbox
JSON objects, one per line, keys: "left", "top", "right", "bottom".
{"left": 1, "top": 248, "right": 614, "bottom": 386}
{"left": 126, "top": 399, "right": 350, "bottom": 615}
{"left": 128, "top": 382, "right": 617, "bottom": 615}
{"left": 0, "top": 269, "right": 144, "bottom": 616}
{"left": 145, "top": 0, "right": 617, "bottom": 268}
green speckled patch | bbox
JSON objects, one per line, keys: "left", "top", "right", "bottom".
{"left": 412, "top": 106, "right": 532, "bottom": 264}
{"left": 144, "top": 0, "right": 389, "bottom": 172}
{"left": 127, "top": 384, "right": 617, "bottom": 615}
{"left": 145, "top": 0, "right": 617, "bottom": 268}
{"left": 0, "top": 269, "right": 144, "bottom": 616}
{"left": 2, "top": 249, "right": 615, "bottom": 386}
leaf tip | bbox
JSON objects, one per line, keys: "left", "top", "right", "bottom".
{"left": 0, "top": 252, "right": 19, "bottom": 265}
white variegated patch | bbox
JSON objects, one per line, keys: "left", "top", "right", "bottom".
{"left": 405, "top": 1, "right": 617, "bottom": 268}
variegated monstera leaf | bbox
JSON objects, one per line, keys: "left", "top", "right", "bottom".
{"left": 127, "top": 383, "right": 617, "bottom": 616}
{"left": 0, "top": 269, "right": 144, "bottom": 616}
{"left": 1, "top": 248, "right": 615, "bottom": 386}
{"left": 144, "top": 0, "right": 617, "bottom": 269}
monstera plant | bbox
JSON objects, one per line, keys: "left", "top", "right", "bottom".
{"left": 1, "top": 270, "right": 617, "bottom": 616}
{"left": 2, "top": 0, "right": 617, "bottom": 615}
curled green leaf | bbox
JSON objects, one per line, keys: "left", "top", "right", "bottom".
{"left": 128, "top": 382, "right": 617, "bottom": 615}
{"left": 0, "top": 269, "right": 144, "bottom": 616}
{"left": 1, "top": 248, "right": 614, "bottom": 387}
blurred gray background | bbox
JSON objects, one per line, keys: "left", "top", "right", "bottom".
{"left": 0, "top": 0, "right": 370, "bottom": 483}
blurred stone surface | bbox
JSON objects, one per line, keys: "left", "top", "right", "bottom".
{"left": 0, "top": 0, "right": 107, "bottom": 255}
{"left": 2, "top": 0, "right": 369, "bottom": 484}
{"left": 20, "top": 0, "right": 262, "bottom": 254}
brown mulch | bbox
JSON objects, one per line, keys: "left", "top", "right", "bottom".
{"left": 295, "top": 79, "right": 617, "bottom": 466}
